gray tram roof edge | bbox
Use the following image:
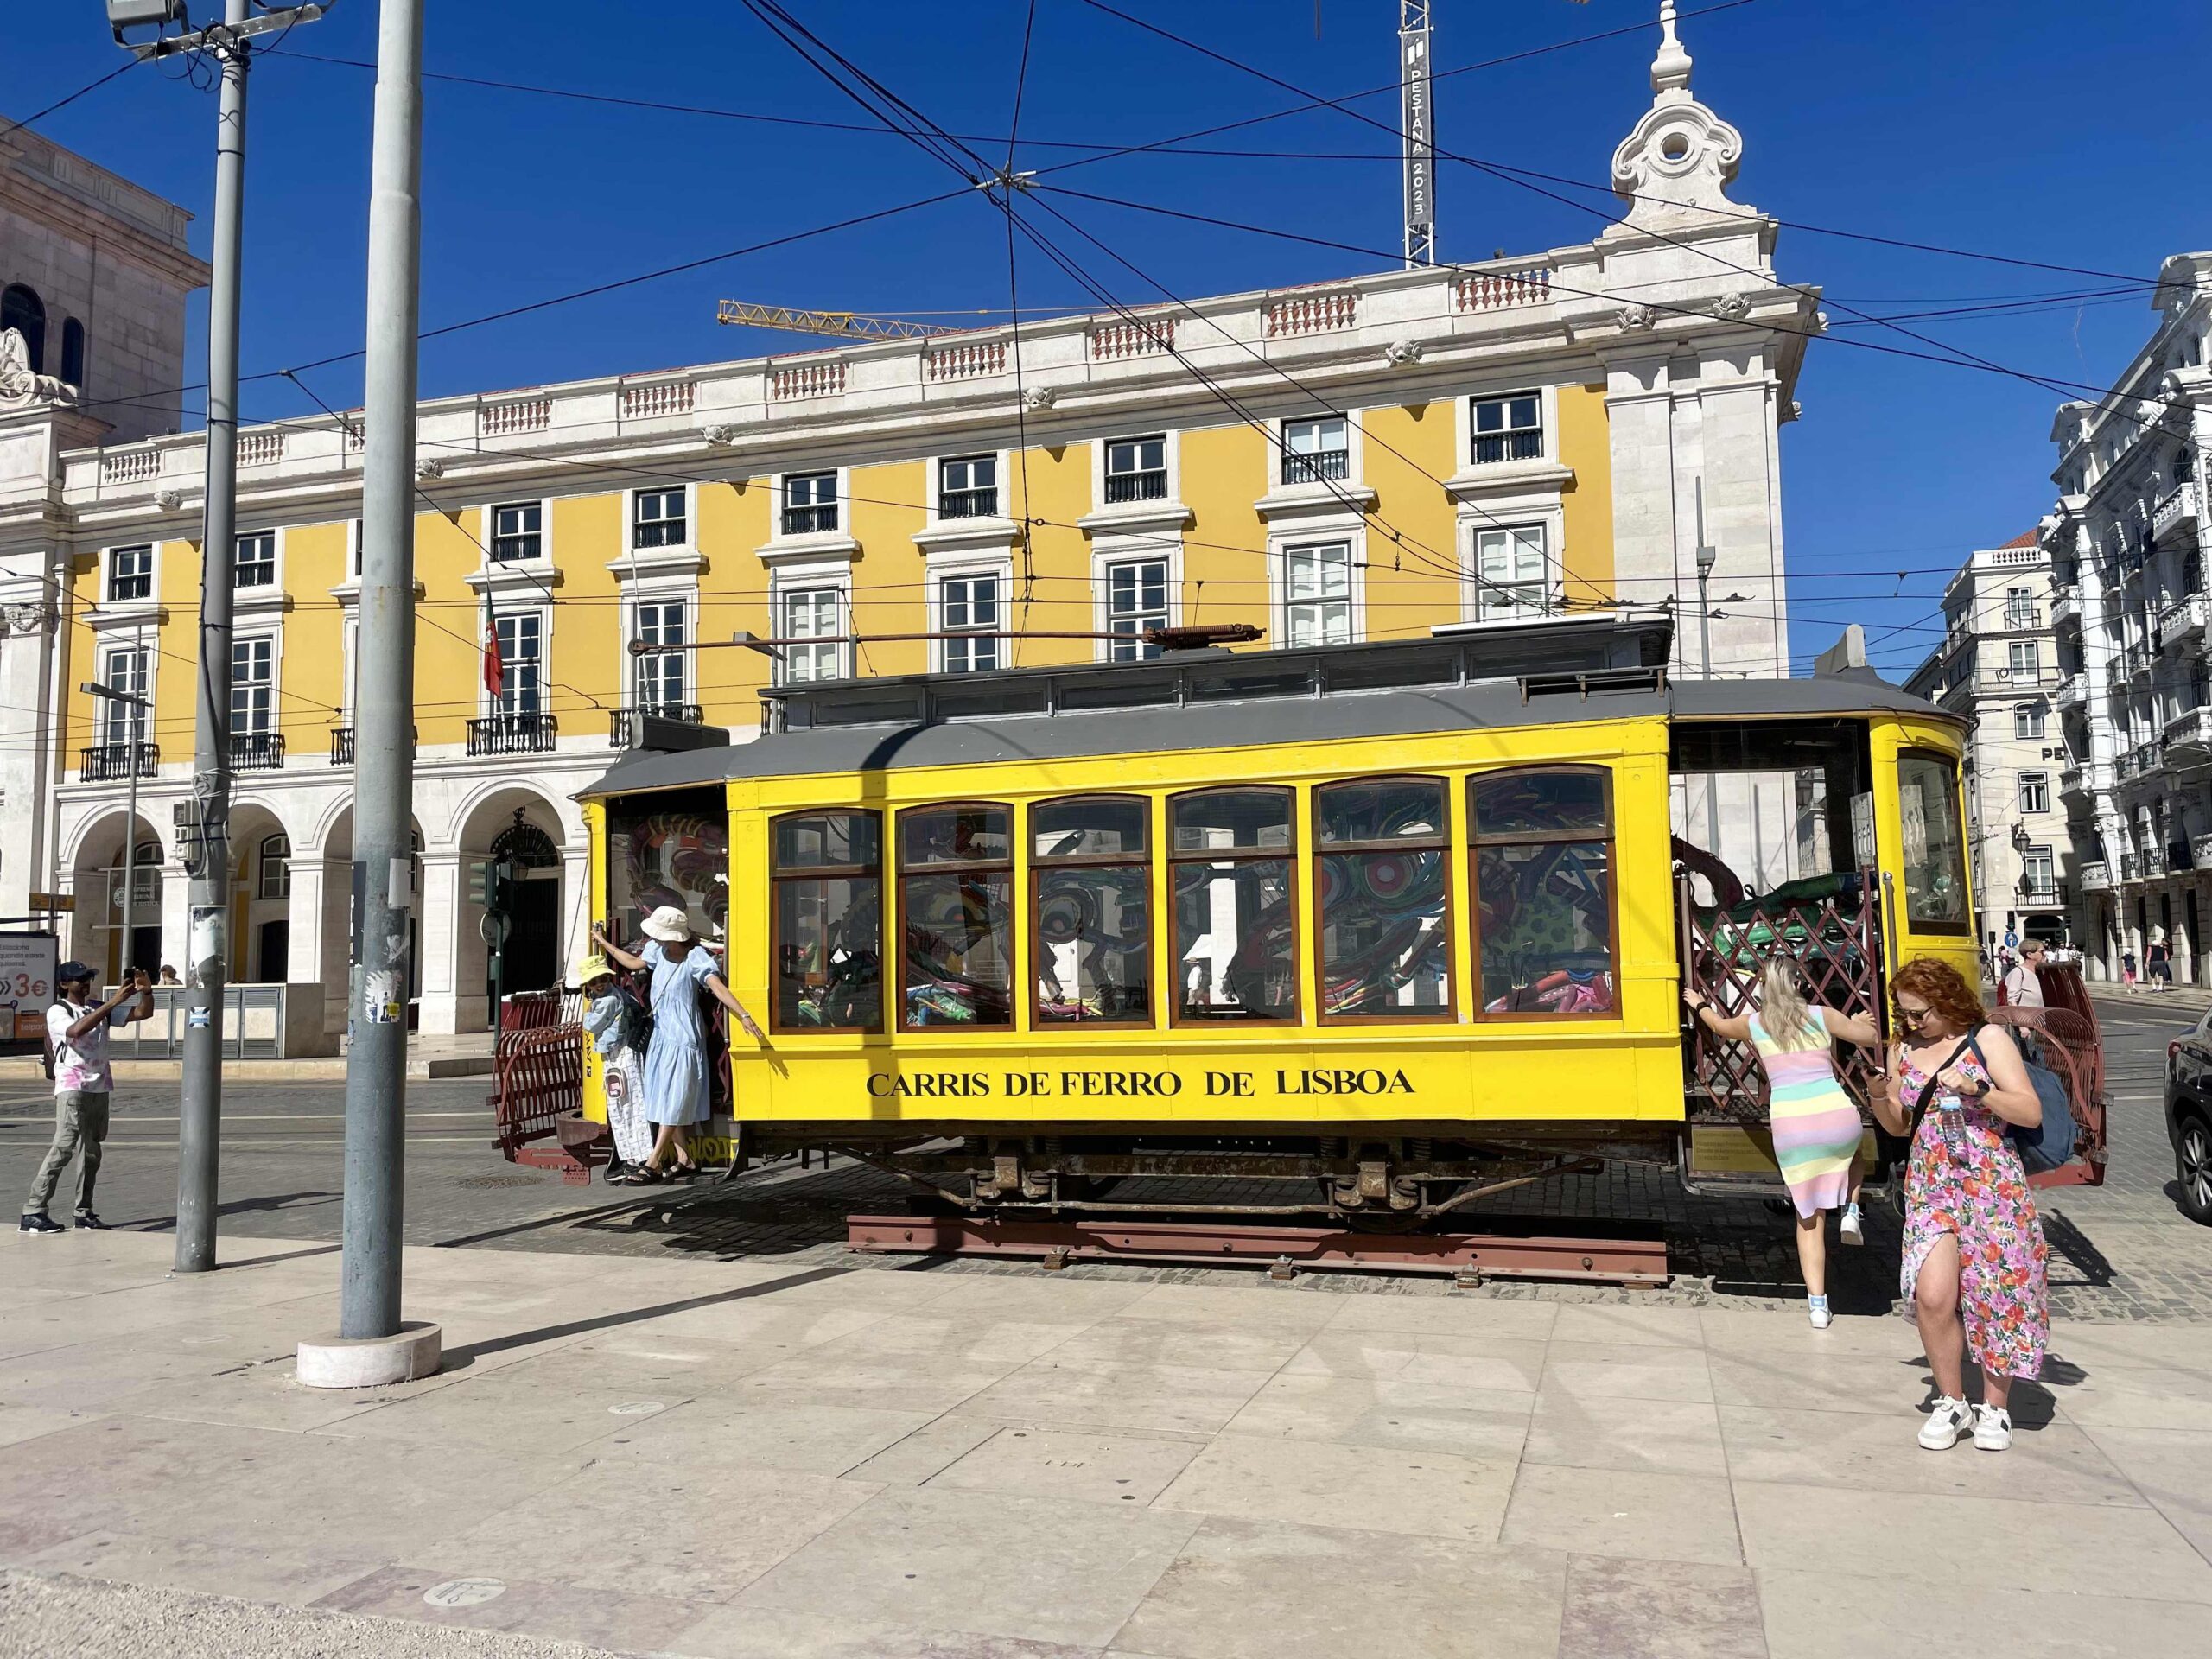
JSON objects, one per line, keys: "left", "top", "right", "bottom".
{"left": 581, "top": 663, "right": 1956, "bottom": 802}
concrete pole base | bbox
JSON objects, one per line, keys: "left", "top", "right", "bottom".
{"left": 296, "top": 1320, "right": 442, "bottom": 1389}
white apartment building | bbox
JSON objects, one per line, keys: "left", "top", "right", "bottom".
{"left": 2041, "top": 252, "right": 2212, "bottom": 982}
{"left": 0, "top": 10, "right": 1829, "bottom": 1038}
{"left": 1904, "top": 533, "right": 2069, "bottom": 952}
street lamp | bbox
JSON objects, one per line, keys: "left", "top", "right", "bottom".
{"left": 80, "top": 673, "right": 149, "bottom": 982}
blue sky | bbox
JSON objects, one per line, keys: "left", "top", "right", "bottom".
{"left": 11, "top": 0, "right": 2210, "bottom": 675}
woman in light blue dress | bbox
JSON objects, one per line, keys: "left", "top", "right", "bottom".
{"left": 592, "top": 906, "right": 762, "bottom": 1179}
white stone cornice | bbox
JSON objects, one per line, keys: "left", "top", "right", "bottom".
{"left": 753, "top": 531, "right": 861, "bottom": 568}
{"left": 1252, "top": 483, "right": 1378, "bottom": 524}
{"left": 911, "top": 516, "right": 1023, "bottom": 558}
{"left": 462, "top": 559, "right": 563, "bottom": 597}
{"left": 1442, "top": 461, "right": 1576, "bottom": 503}
{"left": 604, "top": 548, "right": 706, "bottom": 581}
{"left": 84, "top": 599, "right": 164, "bottom": 635}
{"left": 229, "top": 585, "right": 290, "bottom": 617}
{"left": 1077, "top": 502, "right": 1193, "bottom": 537}
{"left": 327, "top": 577, "right": 426, "bottom": 607}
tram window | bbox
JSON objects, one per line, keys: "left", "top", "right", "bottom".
{"left": 1469, "top": 768, "right": 1617, "bottom": 1018}
{"left": 899, "top": 804, "right": 1014, "bottom": 1028}
{"left": 771, "top": 811, "right": 882, "bottom": 1032}
{"left": 1897, "top": 752, "right": 1970, "bottom": 932}
{"left": 1033, "top": 797, "right": 1152, "bottom": 1025}
{"left": 1171, "top": 788, "right": 1296, "bottom": 1022}
{"left": 1315, "top": 778, "right": 1452, "bottom": 1020}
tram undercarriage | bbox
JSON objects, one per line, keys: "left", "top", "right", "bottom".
{"left": 746, "top": 1124, "right": 1681, "bottom": 1223}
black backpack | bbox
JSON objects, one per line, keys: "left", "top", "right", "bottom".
{"left": 616, "top": 983, "right": 653, "bottom": 1055}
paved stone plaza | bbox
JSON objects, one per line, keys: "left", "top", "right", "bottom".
{"left": 1, "top": 990, "right": 2208, "bottom": 1656}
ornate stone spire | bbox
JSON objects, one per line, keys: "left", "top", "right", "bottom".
{"left": 1608, "top": 1, "right": 1745, "bottom": 232}
{"left": 1651, "top": 0, "right": 1694, "bottom": 97}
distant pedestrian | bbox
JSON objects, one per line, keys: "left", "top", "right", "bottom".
{"left": 1685, "top": 958, "right": 1878, "bottom": 1328}
{"left": 156, "top": 965, "right": 179, "bottom": 988}
{"left": 2122, "top": 949, "right": 2138, "bottom": 991}
{"left": 2002, "top": 939, "right": 2047, "bottom": 1010}
{"left": 577, "top": 954, "right": 652, "bottom": 1185}
{"left": 1876, "top": 957, "right": 2050, "bottom": 1453}
{"left": 20, "top": 963, "right": 154, "bottom": 1236}
{"left": 591, "top": 908, "right": 763, "bottom": 1180}
{"left": 2147, "top": 930, "right": 2174, "bottom": 993}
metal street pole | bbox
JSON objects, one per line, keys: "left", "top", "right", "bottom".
{"left": 1696, "top": 539, "right": 1719, "bottom": 854}
{"left": 104, "top": 2, "right": 335, "bottom": 1275}
{"left": 172, "top": 0, "right": 253, "bottom": 1274}
{"left": 340, "top": 0, "right": 426, "bottom": 1341}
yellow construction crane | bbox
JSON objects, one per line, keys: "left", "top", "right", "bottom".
{"left": 715, "top": 300, "right": 952, "bottom": 341}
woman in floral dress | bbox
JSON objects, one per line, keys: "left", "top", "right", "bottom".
{"left": 1874, "top": 957, "right": 2050, "bottom": 1452}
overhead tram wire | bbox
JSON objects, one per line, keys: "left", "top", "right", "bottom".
{"left": 728, "top": 0, "right": 1516, "bottom": 607}
{"left": 1026, "top": 181, "right": 2186, "bottom": 418}
{"left": 57, "top": 181, "right": 977, "bottom": 424}
{"left": 1004, "top": 0, "right": 1043, "bottom": 660}
{"left": 0, "top": 59, "right": 143, "bottom": 140}
{"left": 1073, "top": 0, "right": 2158, "bottom": 426}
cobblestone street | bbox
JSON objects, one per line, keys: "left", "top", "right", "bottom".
{"left": 5, "top": 992, "right": 2206, "bottom": 1323}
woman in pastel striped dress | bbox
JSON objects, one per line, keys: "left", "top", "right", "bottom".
{"left": 1686, "top": 960, "right": 1880, "bottom": 1327}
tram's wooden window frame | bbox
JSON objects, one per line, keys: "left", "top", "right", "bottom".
{"left": 897, "top": 800, "right": 1017, "bottom": 1033}
{"left": 1894, "top": 746, "right": 1973, "bottom": 938}
{"left": 1167, "top": 785, "right": 1300, "bottom": 1027}
{"left": 1029, "top": 794, "right": 1154, "bottom": 1030}
{"left": 1311, "top": 774, "right": 1456, "bottom": 1027}
{"left": 767, "top": 808, "right": 885, "bottom": 1036}
{"left": 1466, "top": 765, "right": 1622, "bottom": 1023}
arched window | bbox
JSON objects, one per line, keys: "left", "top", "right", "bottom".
{"left": 258, "top": 834, "right": 291, "bottom": 900}
{"left": 1469, "top": 767, "right": 1618, "bottom": 1017}
{"left": 59, "top": 317, "right": 85, "bottom": 386}
{"left": 1, "top": 284, "right": 46, "bottom": 371}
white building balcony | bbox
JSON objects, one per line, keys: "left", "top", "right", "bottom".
{"left": 2167, "top": 704, "right": 2212, "bottom": 758}
{"left": 2080, "top": 860, "right": 2113, "bottom": 893}
{"left": 2055, "top": 671, "right": 2088, "bottom": 711}
{"left": 2159, "top": 592, "right": 2212, "bottom": 643}
{"left": 2058, "top": 761, "right": 2101, "bottom": 802}
{"left": 2050, "top": 588, "right": 2082, "bottom": 631}
{"left": 2194, "top": 832, "right": 2212, "bottom": 872}
{"left": 2153, "top": 481, "right": 2200, "bottom": 545}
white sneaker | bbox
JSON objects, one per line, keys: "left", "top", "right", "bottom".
{"left": 1808, "top": 1294, "right": 1833, "bottom": 1330}
{"left": 1839, "top": 1204, "right": 1864, "bottom": 1246}
{"left": 1973, "top": 1403, "right": 2013, "bottom": 1451}
{"left": 1919, "top": 1396, "right": 1972, "bottom": 1450}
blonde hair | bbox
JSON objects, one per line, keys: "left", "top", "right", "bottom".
{"left": 1759, "top": 958, "right": 1823, "bottom": 1052}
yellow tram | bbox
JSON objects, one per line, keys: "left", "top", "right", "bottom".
{"left": 576, "top": 611, "right": 1980, "bottom": 1214}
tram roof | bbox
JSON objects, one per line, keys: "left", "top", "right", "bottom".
{"left": 583, "top": 612, "right": 1958, "bottom": 799}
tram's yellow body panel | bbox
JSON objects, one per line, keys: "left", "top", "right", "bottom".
{"left": 578, "top": 687, "right": 1974, "bottom": 1148}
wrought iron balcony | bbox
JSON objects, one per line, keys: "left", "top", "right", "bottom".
{"left": 1471, "top": 430, "right": 1542, "bottom": 465}
{"left": 781, "top": 504, "right": 838, "bottom": 537}
{"left": 938, "top": 487, "right": 999, "bottom": 521}
{"left": 609, "top": 704, "right": 705, "bottom": 748}
{"left": 1103, "top": 469, "right": 1168, "bottom": 505}
{"left": 80, "top": 742, "right": 157, "bottom": 781}
{"left": 331, "top": 728, "right": 353, "bottom": 766}
{"left": 467, "top": 712, "right": 556, "bottom": 755}
{"left": 228, "top": 731, "right": 284, "bottom": 771}
{"left": 1282, "top": 448, "right": 1350, "bottom": 485}
{"left": 2002, "top": 607, "right": 2043, "bottom": 632}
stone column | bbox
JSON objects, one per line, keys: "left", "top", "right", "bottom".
{"left": 415, "top": 850, "right": 467, "bottom": 1034}
{"left": 560, "top": 847, "right": 590, "bottom": 981}
{"left": 157, "top": 857, "right": 190, "bottom": 980}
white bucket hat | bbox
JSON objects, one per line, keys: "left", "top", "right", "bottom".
{"left": 639, "top": 905, "right": 692, "bottom": 944}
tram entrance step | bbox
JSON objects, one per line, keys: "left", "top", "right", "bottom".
{"left": 845, "top": 1214, "right": 1669, "bottom": 1287}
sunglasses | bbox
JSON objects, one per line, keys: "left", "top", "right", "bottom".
{"left": 1895, "top": 1006, "right": 1932, "bottom": 1027}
